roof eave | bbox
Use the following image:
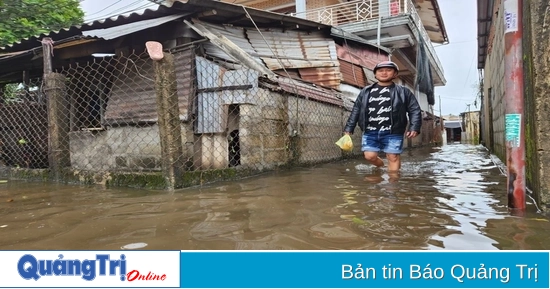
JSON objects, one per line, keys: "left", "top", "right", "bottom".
{"left": 169, "top": 0, "right": 330, "bottom": 31}
{"left": 430, "top": 0, "right": 449, "bottom": 44}
{"left": 476, "top": 0, "right": 495, "bottom": 69}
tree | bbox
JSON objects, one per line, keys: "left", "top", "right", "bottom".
{"left": 0, "top": 0, "right": 84, "bottom": 48}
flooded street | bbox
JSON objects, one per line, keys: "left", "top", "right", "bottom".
{"left": 1, "top": 143, "right": 549, "bottom": 250}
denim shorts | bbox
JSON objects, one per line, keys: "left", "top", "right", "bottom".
{"left": 361, "top": 131, "right": 404, "bottom": 154}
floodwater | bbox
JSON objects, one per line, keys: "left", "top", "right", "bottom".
{"left": 1, "top": 143, "right": 549, "bottom": 250}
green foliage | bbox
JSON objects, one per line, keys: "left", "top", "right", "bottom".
{"left": 0, "top": 0, "right": 84, "bottom": 48}
{"left": 1, "top": 82, "right": 40, "bottom": 103}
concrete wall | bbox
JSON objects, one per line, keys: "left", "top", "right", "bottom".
{"left": 481, "top": 1, "right": 506, "bottom": 160}
{"left": 240, "top": 87, "right": 345, "bottom": 170}
{"left": 239, "top": 88, "right": 289, "bottom": 170}
{"left": 70, "top": 125, "right": 172, "bottom": 171}
{"left": 69, "top": 85, "right": 347, "bottom": 174}
{"left": 462, "top": 111, "right": 480, "bottom": 144}
{"left": 525, "top": 0, "right": 550, "bottom": 207}
{"left": 481, "top": 0, "right": 550, "bottom": 207}
{"left": 290, "top": 96, "right": 344, "bottom": 163}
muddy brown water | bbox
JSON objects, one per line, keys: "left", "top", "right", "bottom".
{"left": 1, "top": 143, "right": 549, "bottom": 250}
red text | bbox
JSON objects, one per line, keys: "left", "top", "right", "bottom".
{"left": 126, "top": 270, "right": 167, "bottom": 281}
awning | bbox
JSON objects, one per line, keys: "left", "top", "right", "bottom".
{"left": 444, "top": 121, "right": 462, "bottom": 129}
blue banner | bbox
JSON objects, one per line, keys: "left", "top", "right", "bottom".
{"left": 179, "top": 251, "right": 548, "bottom": 288}
{"left": 1, "top": 250, "right": 548, "bottom": 288}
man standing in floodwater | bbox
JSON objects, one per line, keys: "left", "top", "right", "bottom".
{"left": 344, "top": 61, "right": 422, "bottom": 172}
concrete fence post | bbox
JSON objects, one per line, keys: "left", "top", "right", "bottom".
{"left": 44, "top": 73, "right": 71, "bottom": 177}
{"left": 148, "top": 41, "right": 185, "bottom": 190}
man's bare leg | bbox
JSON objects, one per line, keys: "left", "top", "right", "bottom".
{"left": 364, "top": 151, "right": 384, "bottom": 167}
{"left": 386, "top": 153, "right": 401, "bottom": 172}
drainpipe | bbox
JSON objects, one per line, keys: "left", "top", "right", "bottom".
{"left": 503, "top": 0, "right": 525, "bottom": 211}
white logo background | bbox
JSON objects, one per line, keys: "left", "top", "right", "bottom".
{"left": 0, "top": 251, "right": 180, "bottom": 288}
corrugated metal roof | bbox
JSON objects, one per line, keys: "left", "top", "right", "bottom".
{"left": 196, "top": 21, "right": 262, "bottom": 65}
{"left": 82, "top": 14, "right": 189, "bottom": 40}
{"left": 274, "top": 77, "right": 343, "bottom": 107}
{"left": 193, "top": 21, "right": 343, "bottom": 88}
{"left": 335, "top": 43, "right": 388, "bottom": 70}
{"left": 0, "top": 5, "right": 174, "bottom": 52}
{"left": 184, "top": 19, "right": 274, "bottom": 77}
{"left": 339, "top": 60, "right": 367, "bottom": 88}
{"left": 1, "top": 0, "right": 337, "bottom": 53}
{"left": 104, "top": 48, "right": 195, "bottom": 124}
{"left": 104, "top": 57, "right": 157, "bottom": 123}
{"left": 247, "top": 30, "right": 339, "bottom": 70}
{"left": 477, "top": 0, "right": 496, "bottom": 69}
{"left": 298, "top": 67, "right": 341, "bottom": 89}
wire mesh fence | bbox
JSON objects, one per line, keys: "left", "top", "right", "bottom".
{"left": 58, "top": 50, "right": 161, "bottom": 174}
{"left": 0, "top": 78, "right": 48, "bottom": 169}
{"left": 0, "top": 43, "right": 354, "bottom": 189}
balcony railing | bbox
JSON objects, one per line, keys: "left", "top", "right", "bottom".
{"left": 292, "top": 0, "right": 443, "bottom": 75}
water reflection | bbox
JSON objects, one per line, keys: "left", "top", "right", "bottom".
{"left": 0, "top": 144, "right": 549, "bottom": 250}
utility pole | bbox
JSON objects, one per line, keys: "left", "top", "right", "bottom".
{"left": 438, "top": 95, "right": 443, "bottom": 144}
{"left": 438, "top": 95, "right": 442, "bottom": 122}
{"left": 503, "top": 0, "right": 526, "bottom": 211}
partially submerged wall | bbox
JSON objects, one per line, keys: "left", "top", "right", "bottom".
{"left": 482, "top": 1, "right": 506, "bottom": 161}
{"left": 525, "top": 0, "right": 550, "bottom": 207}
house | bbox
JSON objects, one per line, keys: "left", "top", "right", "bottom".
{"left": 223, "top": 0, "right": 449, "bottom": 148}
{"left": 460, "top": 110, "right": 480, "bottom": 144}
{"left": 477, "top": 0, "right": 549, "bottom": 207}
{"left": 0, "top": 0, "right": 399, "bottom": 188}
{"left": 444, "top": 120, "right": 462, "bottom": 143}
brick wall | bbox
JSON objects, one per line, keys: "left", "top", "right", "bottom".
{"left": 240, "top": 87, "right": 347, "bottom": 170}
{"left": 482, "top": 1, "right": 506, "bottom": 161}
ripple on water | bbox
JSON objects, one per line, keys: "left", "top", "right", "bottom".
{"left": 0, "top": 144, "right": 549, "bottom": 250}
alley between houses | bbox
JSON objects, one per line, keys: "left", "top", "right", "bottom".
{"left": 1, "top": 143, "right": 549, "bottom": 250}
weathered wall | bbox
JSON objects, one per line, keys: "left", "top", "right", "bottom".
{"left": 69, "top": 124, "right": 192, "bottom": 171}
{"left": 239, "top": 88, "right": 289, "bottom": 170}
{"left": 289, "top": 96, "right": 344, "bottom": 163}
{"left": 240, "top": 87, "right": 344, "bottom": 170}
{"left": 481, "top": 0, "right": 549, "bottom": 207}
{"left": 462, "top": 111, "right": 480, "bottom": 144}
{"left": 482, "top": 0, "right": 506, "bottom": 161}
{"left": 526, "top": 0, "right": 550, "bottom": 207}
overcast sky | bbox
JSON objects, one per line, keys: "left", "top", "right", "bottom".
{"left": 80, "top": 0, "right": 479, "bottom": 116}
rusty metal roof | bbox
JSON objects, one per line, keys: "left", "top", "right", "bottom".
{"left": 261, "top": 77, "right": 343, "bottom": 107}
{"left": 246, "top": 29, "right": 342, "bottom": 88}
{"left": 339, "top": 60, "right": 367, "bottom": 88}
{"left": 247, "top": 30, "right": 339, "bottom": 70}
{"left": 335, "top": 43, "right": 388, "bottom": 70}
{"left": 193, "top": 21, "right": 263, "bottom": 66}
{"left": 191, "top": 19, "right": 343, "bottom": 89}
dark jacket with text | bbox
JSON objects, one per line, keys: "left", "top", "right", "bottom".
{"left": 344, "top": 83, "right": 422, "bottom": 135}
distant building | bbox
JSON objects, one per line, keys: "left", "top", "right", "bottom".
{"left": 444, "top": 120, "right": 462, "bottom": 143}
{"left": 460, "top": 111, "right": 480, "bottom": 144}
